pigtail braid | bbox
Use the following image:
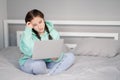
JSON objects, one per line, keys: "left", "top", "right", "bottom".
{"left": 32, "top": 29, "right": 41, "bottom": 40}
{"left": 45, "top": 24, "right": 53, "bottom": 40}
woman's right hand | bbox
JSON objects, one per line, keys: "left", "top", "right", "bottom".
{"left": 50, "top": 57, "right": 58, "bottom": 61}
{"left": 26, "top": 22, "right": 33, "bottom": 28}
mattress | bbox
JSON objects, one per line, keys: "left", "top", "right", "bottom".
{"left": 0, "top": 47, "right": 120, "bottom": 80}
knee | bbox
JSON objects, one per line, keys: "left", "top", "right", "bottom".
{"left": 64, "top": 52, "right": 75, "bottom": 63}
{"left": 32, "top": 60, "right": 48, "bottom": 75}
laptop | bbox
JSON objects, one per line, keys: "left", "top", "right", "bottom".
{"left": 32, "top": 39, "right": 64, "bottom": 59}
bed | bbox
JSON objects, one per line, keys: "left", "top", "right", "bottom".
{"left": 1, "top": 20, "right": 120, "bottom": 80}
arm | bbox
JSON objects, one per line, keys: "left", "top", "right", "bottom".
{"left": 20, "top": 23, "right": 34, "bottom": 57}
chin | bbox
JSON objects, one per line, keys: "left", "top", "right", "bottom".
{"left": 39, "top": 30, "right": 44, "bottom": 34}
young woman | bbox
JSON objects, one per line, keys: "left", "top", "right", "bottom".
{"left": 19, "top": 9, "right": 75, "bottom": 75}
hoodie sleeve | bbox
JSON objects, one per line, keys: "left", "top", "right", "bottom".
{"left": 19, "top": 27, "right": 34, "bottom": 57}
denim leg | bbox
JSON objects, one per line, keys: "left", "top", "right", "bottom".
{"left": 48, "top": 52, "right": 75, "bottom": 75}
{"left": 46, "top": 62, "right": 56, "bottom": 69}
{"left": 20, "top": 59, "right": 48, "bottom": 75}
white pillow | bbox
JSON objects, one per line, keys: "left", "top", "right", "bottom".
{"left": 73, "top": 38, "right": 120, "bottom": 57}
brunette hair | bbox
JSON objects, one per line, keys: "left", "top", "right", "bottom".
{"left": 25, "top": 9, "right": 52, "bottom": 40}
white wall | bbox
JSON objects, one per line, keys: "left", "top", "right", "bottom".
{"left": 0, "top": 0, "right": 7, "bottom": 49}
{"left": 7, "top": 0, "right": 120, "bottom": 20}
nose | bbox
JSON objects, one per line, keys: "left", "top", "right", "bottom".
{"left": 38, "top": 24, "right": 41, "bottom": 28}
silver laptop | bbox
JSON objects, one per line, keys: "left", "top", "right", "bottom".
{"left": 32, "top": 39, "right": 64, "bottom": 59}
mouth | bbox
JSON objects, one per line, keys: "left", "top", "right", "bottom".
{"left": 39, "top": 28, "right": 42, "bottom": 30}
{"left": 39, "top": 28, "right": 44, "bottom": 32}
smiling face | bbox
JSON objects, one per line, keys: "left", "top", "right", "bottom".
{"left": 30, "top": 16, "right": 45, "bottom": 35}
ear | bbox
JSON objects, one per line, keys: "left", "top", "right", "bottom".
{"left": 26, "top": 22, "right": 33, "bottom": 28}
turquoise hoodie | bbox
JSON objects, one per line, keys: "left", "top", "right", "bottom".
{"left": 19, "top": 21, "right": 64, "bottom": 66}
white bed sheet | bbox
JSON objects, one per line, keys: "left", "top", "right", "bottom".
{"left": 0, "top": 47, "right": 120, "bottom": 80}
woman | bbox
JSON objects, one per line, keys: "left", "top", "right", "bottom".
{"left": 19, "top": 9, "right": 75, "bottom": 75}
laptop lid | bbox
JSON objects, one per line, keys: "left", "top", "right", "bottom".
{"left": 32, "top": 39, "right": 64, "bottom": 59}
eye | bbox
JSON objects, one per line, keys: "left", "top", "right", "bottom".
{"left": 39, "top": 20, "right": 42, "bottom": 24}
{"left": 33, "top": 24, "right": 37, "bottom": 27}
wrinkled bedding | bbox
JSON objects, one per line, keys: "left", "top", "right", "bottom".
{"left": 0, "top": 47, "right": 120, "bottom": 80}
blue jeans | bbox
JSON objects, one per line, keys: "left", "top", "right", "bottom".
{"left": 20, "top": 52, "right": 75, "bottom": 75}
